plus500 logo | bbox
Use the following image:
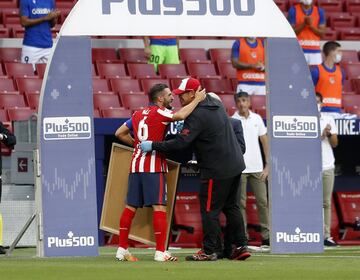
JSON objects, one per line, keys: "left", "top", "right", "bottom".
{"left": 48, "top": 231, "right": 95, "bottom": 248}
{"left": 102, "top": 0, "right": 255, "bottom": 16}
{"left": 273, "top": 116, "right": 318, "bottom": 139}
{"left": 276, "top": 227, "right": 321, "bottom": 243}
{"left": 43, "top": 117, "right": 91, "bottom": 141}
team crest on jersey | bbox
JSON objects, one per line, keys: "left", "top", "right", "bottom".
{"left": 251, "top": 52, "right": 257, "bottom": 59}
{"left": 329, "top": 77, "right": 336, "bottom": 84}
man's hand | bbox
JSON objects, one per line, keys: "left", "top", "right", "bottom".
{"left": 260, "top": 165, "right": 269, "bottom": 181}
{"left": 322, "top": 124, "right": 331, "bottom": 139}
{"left": 140, "top": 141, "right": 153, "bottom": 152}
{"left": 44, "top": 9, "right": 61, "bottom": 21}
{"left": 144, "top": 46, "right": 152, "bottom": 59}
{"left": 305, "top": 16, "right": 313, "bottom": 26}
{"left": 194, "top": 87, "right": 206, "bottom": 102}
{"left": 253, "top": 62, "right": 265, "bottom": 71}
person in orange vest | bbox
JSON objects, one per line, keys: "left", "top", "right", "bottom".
{"left": 310, "top": 41, "right": 344, "bottom": 119}
{"left": 231, "top": 37, "right": 266, "bottom": 95}
{"left": 288, "top": 0, "right": 326, "bottom": 65}
{"left": 144, "top": 36, "right": 180, "bottom": 72}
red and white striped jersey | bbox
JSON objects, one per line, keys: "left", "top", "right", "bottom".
{"left": 130, "top": 105, "right": 173, "bottom": 173}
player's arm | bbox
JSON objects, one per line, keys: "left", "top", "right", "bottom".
{"left": 144, "top": 36, "right": 151, "bottom": 59}
{"left": 172, "top": 88, "right": 206, "bottom": 121}
{"left": 308, "top": 23, "right": 326, "bottom": 38}
{"left": 20, "top": 10, "right": 61, "bottom": 27}
{"left": 115, "top": 120, "right": 134, "bottom": 147}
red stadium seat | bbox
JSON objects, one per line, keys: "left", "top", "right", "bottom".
{"left": 342, "top": 63, "right": 360, "bottom": 79}
{"left": 208, "top": 48, "right": 232, "bottom": 64}
{"left": 35, "top": 64, "right": 47, "bottom": 78}
{"left": 96, "top": 63, "right": 127, "bottom": 79}
{"left": 93, "top": 109, "right": 101, "bottom": 118}
{"left": 274, "top": 0, "right": 288, "bottom": 11}
{"left": 25, "top": 93, "right": 40, "bottom": 110}
{"left": 127, "top": 63, "right": 158, "bottom": 79}
{"left": 255, "top": 108, "right": 267, "bottom": 119}
{"left": 218, "top": 94, "right": 236, "bottom": 109}
{"left": 251, "top": 95, "right": 266, "bottom": 110}
{"left": 0, "top": 27, "right": 10, "bottom": 38}
{"left": 201, "top": 78, "right": 233, "bottom": 95}
{"left": 318, "top": 0, "right": 344, "bottom": 12}
{"left": 179, "top": 48, "right": 209, "bottom": 63}
{"left": 15, "top": 77, "right": 43, "bottom": 94}
{"left": 342, "top": 94, "right": 360, "bottom": 109}
{"left": 346, "top": 106, "right": 360, "bottom": 116}
{"left": 343, "top": 79, "right": 353, "bottom": 92}
{"left": 120, "top": 94, "right": 149, "bottom": 109}
{"left": 246, "top": 193, "right": 262, "bottom": 245}
{"left": 341, "top": 50, "right": 359, "bottom": 63}
{"left": 101, "top": 108, "right": 132, "bottom": 118}
{"left": 337, "top": 27, "right": 360, "bottom": 40}
{"left": 331, "top": 197, "right": 340, "bottom": 241}
{"left": 171, "top": 192, "right": 203, "bottom": 248}
{"left": 2, "top": 8, "right": 20, "bottom": 26}
{"left": 140, "top": 78, "right": 169, "bottom": 93}
{"left": 55, "top": 0, "right": 78, "bottom": 9}
{"left": 0, "top": 77, "right": 16, "bottom": 92}
{"left": 158, "top": 64, "right": 188, "bottom": 78}
{"left": 58, "top": 8, "right": 71, "bottom": 24}
{"left": 346, "top": 0, "right": 360, "bottom": 12}
{"left": 328, "top": 13, "right": 356, "bottom": 28}
{"left": 0, "top": 0, "right": 17, "bottom": 8}
{"left": 93, "top": 93, "right": 121, "bottom": 109}
{"left": 0, "top": 48, "right": 21, "bottom": 62}
{"left": 351, "top": 78, "right": 360, "bottom": 94}
{"left": 323, "top": 28, "right": 339, "bottom": 40}
{"left": 0, "top": 109, "right": 8, "bottom": 122}
{"left": 10, "top": 26, "right": 25, "bottom": 38}
{"left": 217, "top": 62, "right": 237, "bottom": 79}
{"left": 4, "top": 62, "right": 35, "bottom": 78}
{"left": 92, "top": 79, "right": 110, "bottom": 93}
{"left": 7, "top": 107, "right": 35, "bottom": 121}
{"left": 187, "top": 62, "right": 219, "bottom": 79}
{"left": 92, "top": 48, "right": 119, "bottom": 63}
{"left": 118, "top": 48, "right": 147, "bottom": 63}
{"left": 0, "top": 94, "right": 26, "bottom": 108}
{"left": 110, "top": 78, "right": 142, "bottom": 94}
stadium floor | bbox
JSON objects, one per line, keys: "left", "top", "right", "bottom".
{"left": 1, "top": 246, "right": 360, "bottom": 280}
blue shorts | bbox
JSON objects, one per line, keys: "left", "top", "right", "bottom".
{"left": 126, "top": 173, "right": 167, "bottom": 208}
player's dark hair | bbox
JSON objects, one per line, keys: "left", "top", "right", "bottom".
{"left": 148, "top": 83, "right": 169, "bottom": 102}
{"left": 316, "top": 92, "right": 323, "bottom": 103}
{"left": 234, "top": 90, "right": 249, "bottom": 102}
{"left": 322, "top": 41, "right": 341, "bottom": 57}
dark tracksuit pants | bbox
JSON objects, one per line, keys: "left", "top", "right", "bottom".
{"left": 199, "top": 174, "right": 247, "bottom": 256}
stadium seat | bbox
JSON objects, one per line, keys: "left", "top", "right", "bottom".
{"left": 201, "top": 78, "right": 233, "bottom": 95}
{"left": 208, "top": 48, "right": 232, "bottom": 64}
{"left": 351, "top": 78, "right": 360, "bottom": 94}
{"left": 328, "top": 13, "right": 356, "bottom": 28}
{"left": 227, "top": 107, "right": 237, "bottom": 116}
{"left": 342, "top": 94, "right": 360, "bottom": 109}
{"left": 0, "top": 94, "right": 26, "bottom": 108}
{"left": 346, "top": 106, "right": 360, "bottom": 116}
{"left": 2, "top": 8, "right": 20, "bottom": 26}
{"left": 217, "top": 62, "right": 237, "bottom": 79}
{"left": 246, "top": 193, "right": 262, "bottom": 245}
{"left": 343, "top": 79, "right": 353, "bottom": 92}
{"left": 15, "top": 77, "right": 43, "bottom": 94}
{"left": 101, "top": 108, "right": 132, "bottom": 118}
{"left": 25, "top": 93, "right": 40, "bottom": 110}
{"left": 92, "top": 48, "right": 119, "bottom": 63}
{"left": 93, "top": 93, "right": 122, "bottom": 109}
{"left": 187, "top": 62, "right": 219, "bottom": 79}
{"left": 251, "top": 95, "right": 266, "bottom": 110}
{"left": 0, "top": 77, "right": 16, "bottom": 93}
{"left": 127, "top": 63, "right": 158, "bottom": 79}
{"left": 318, "top": 0, "right": 343, "bottom": 12}
{"left": 323, "top": 28, "right": 339, "bottom": 40}
{"left": 4, "top": 62, "right": 35, "bottom": 78}
{"left": 118, "top": 48, "right": 147, "bottom": 63}
{"left": 55, "top": 0, "right": 78, "bottom": 9}
{"left": 92, "top": 79, "right": 110, "bottom": 93}
{"left": 179, "top": 48, "right": 209, "bottom": 63}
{"left": 10, "top": 26, "right": 25, "bottom": 38}
{"left": 0, "top": 109, "right": 8, "bottom": 122}
{"left": 0, "top": 48, "right": 21, "bottom": 62}
{"left": 255, "top": 108, "right": 267, "bottom": 119}
{"left": 120, "top": 94, "right": 149, "bottom": 109}
{"left": 0, "top": 27, "right": 10, "bottom": 38}
{"left": 35, "top": 64, "right": 47, "bottom": 78}
{"left": 171, "top": 192, "right": 203, "bottom": 248}
{"left": 58, "top": 8, "right": 72, "bottom": 24}
{"left": 346, "top": 0, "right": 360, "bottom": 13}
{"left": 218, "top": 94, "right": 236, "bottom": 109}
{"left": 342, "top": 63, "right": 360, "bottom": 79}
{"left": 140, "top": 78, "right": 169, "bottom": 94}
{"left": 274, "top": 0, "right": 289, "bottom": 11}
{"left": 158, "top": 64, "right": 188, "bottom": 78}
{"left": 341, "top": 50, "right": 359, "bottom": 63}
{"left": 96, "top": 63, "right": 127, "bottom": 79}
{"left": 0, "top": 0, "right": 17, "bottom": 8}
{"left": 331, "top": 197, "right": 340, "bottom": 241}
{"left": 7, "top": 107, "right": 35, "bottom": 121}
{"left": 110, "top": 78, "right": 142, "bottom": 94}
{"left": 337, "top": 27, "right": 360, "bottom": 40}
{"left": 93, "top": 109, "right": 101, "bottom": 118}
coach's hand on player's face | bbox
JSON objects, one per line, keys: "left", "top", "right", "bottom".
{"left": 194, "top": 87, "right": 206, "bottom": 102}
{"left": 140, "top": 141, "right": 153, "bottom": 152}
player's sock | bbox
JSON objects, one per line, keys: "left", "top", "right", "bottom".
{"left": 118, "top": 208, "right": 136, "bottom": 249}
{"left": 153, "top": 211, "right": 167, "bottom": 252}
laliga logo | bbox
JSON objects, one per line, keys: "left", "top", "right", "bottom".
{"left": 102, "top": 0, "right": 255, "bottom": 16}
{"left": 273, "top": 116, "right": 318, "bottom": 139}
{"left": 47, "top": 231, "right": 95, "bottom": 248}
{"left": 276, "top": 227, "right": 321, "bottom": 243}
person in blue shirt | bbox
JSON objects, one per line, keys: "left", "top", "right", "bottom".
{"left": 20, "top": 0, "right": 61, "bottom": 66}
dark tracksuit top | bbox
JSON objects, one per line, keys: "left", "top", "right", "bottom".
{"left": 152, "top": 95, "right": 246, "bottom": 179}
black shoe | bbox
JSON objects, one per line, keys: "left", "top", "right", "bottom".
{"left": 324, "top": 237, "right": 338, "bottom": 247}
{"left": 261, "top": 239, "right": 270, "bottom": 246}
{"left": 0, "top": 246, "right": 6, "bottom": 255}
{"left": 185, "top": 252, "right": 218, "bottom": 261}
{"left": 230, "top": 246, "right": 251, "bottom": 261}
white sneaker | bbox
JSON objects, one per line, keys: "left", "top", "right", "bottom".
{"left": 116, "top": 247, "right": 138, "bottom": 262}
{"left": 154, "top": 250, "right": 178, "bottom": 262}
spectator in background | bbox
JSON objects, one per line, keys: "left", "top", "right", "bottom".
{"left": 311, "top": 41, "right": 344, "bottom": 119}
{"left": 316, "top": 93, "right": 339, "bottom": 247}
{"left": 288, "top": 0, "right": 326, "bottom": 65}
{"left": 0, "top": 122, "right": 16, "bottom": 254}
{"left": 231, "top": 37, "right": 266, "bottom": 95}
{"left": 144, "top": 36, "right": 180, "bottom": 72}
{"left": 20, "top": 0, "right": 61, "bottom": 66}
{"left": 232, "top": 91, "right": 270, "bottom": 246}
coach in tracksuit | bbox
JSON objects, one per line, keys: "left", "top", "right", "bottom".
{"left": 141, "top": 78, "right": 250, "bottom": 261}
